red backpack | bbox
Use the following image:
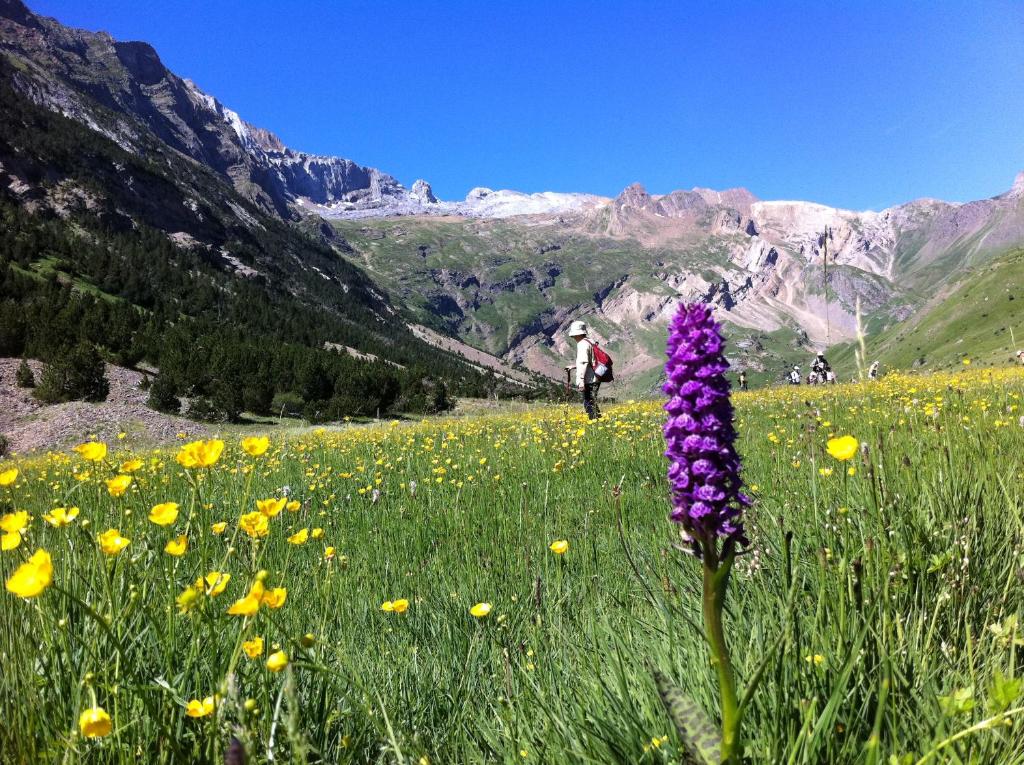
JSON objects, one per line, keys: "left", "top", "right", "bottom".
{"left": 591, "top": 342, "right": 614, "bottom": 382}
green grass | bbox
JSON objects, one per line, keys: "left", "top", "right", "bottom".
{"left": 2, "top": 368, "right": 1024, "bottom": 763}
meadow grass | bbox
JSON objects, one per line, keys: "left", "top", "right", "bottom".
{"left": 2, "top": 367, "right": 1024, "bottom": 764}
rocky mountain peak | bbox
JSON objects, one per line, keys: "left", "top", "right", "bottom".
{"left": 0, "top": 0, "right": 36, "bottom": 27}
{"left": 410, "top": 179, "right": 437, "bottom": 204}
{"left": 112, "top": 40, "right": 166, "bottom": 86}
{"left": 1009, "top": 170, "right": 1024, "bottom": 198}
{"left": 615, "top": 183, "right": 651, "bottom": 208}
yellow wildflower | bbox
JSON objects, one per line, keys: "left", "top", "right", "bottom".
{"left": 265, "top": 650, "right": 288, "bottom": 672}
{"left": 826, "top": 435, "right": 859, "bottom": 462}
{"left": 470, "top": 602, "right": 492, "bottom": 618}
{"left": 227, "top": 580, "right": 265, "bottom": 616}
{"left": 239, "top": 511, "right": 269, "bottom": 538}
{"left": 261, "top": 587, "right": 287, "bottom": 609}
{"left": 78, "top": 706, "right": 112, "bottom": 738}
{"left": 211, "top": 521, "right": 227, "bottom": 535}
{"left": 164, "top": 535, "right": 188, "bottom": 557}
{"left": 105, "top": 475, "right": 132, "bottom": 497}
{"left": 176, "top": 439, "right": 224, "bottom": 469}
{"left": 97, "top": 529, "right": 130, "bottom": 556}
{"left": 43, "top": 507, "right": 79, "bottom": 527}
{"left": 148, "top": 502, "right": 179, "bottom": 526}
{"left": 241, "top": 436, "right": 270, "bottom": 456}
{"left": 287, "top": 528, "right": 308, "bottom": 545}
{"left": 549, "top": 539, "right": 569, "bottom": 555}
{"left": 5, "top": 549, "right": 53, "bottom": 597}
{"left": 0, "top": 510, "right": 28, "bottom": 533}
{"left": 381, "top": 598, "right": 410, "bottom": 613}
{"left": 256, "top": 497, "right": 286, "bottom": 517}
{"left": 185, "top": 696, "right": 216, "bottom": 718}
{"left": 73, "top": 442, "right": 107, "bottom": 462}
{"left": 200, "top": 572, "right": 231, "bottom": 596}
{"left": 0, "top": 467, "right": 18, "bottom": 486}
{"left": 242, "top": 636, "right": 264, "bottom": 658}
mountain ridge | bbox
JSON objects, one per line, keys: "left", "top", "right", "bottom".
{"left": 3, "top": 0, "right": 1024, "bottom": 396}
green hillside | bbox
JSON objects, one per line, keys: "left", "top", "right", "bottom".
{"left": 830, "top": 248, "right": 1024, "bottom": 376}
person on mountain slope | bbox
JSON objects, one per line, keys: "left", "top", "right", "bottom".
{"left": 566, "top": 320, "right": 601, "bottom": 420}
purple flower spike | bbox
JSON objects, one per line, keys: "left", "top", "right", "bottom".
{"left": 663, "top": 303, "right": 748, "bottom": 556}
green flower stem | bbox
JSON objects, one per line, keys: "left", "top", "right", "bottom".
{"left": 703, "top": 550, "right": 739, "bottom": 763}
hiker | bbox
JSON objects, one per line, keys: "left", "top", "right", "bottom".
{"left": 868, "top": 361, "right": 880, "bottom": 380}
{"left": 738, "top": 370, "right": 748, "bottom": 391}
{"left": 788, "top": 365, "right": 801, "bottom": 385}
{"left": 811, "top": 353, "right": 831, "bottom": 380}
{"left": 1016, "top": 350, "right": 1024, "bottom": 367}
{"left": 566, "top": 320, "right": 601, "bottom": 420}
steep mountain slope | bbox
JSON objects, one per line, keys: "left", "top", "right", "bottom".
{"left": 0, "top": 0, "right": 421, "bottom": 218}
{"left": 829, "top": 248, "right": 1024, "bottom": 376}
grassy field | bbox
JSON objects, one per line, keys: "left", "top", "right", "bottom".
{"left": 3, "top": 367, "right": 1024, "bottom": 763}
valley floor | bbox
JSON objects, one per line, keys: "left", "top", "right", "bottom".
{"left": 2, "top": 367, "right": 1024, "bottom": 763}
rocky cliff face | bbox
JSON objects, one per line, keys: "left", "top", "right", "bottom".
{"left": 0, "top": 0, "right": 414, "bottom": 217}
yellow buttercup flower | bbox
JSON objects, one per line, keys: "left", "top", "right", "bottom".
{"left": 311, "top": 527, "right": 324, "bottom": 539}
{"left": 119, "top": 459, "right": 144, "bottom": 473}
{"left": 185, "top": 696, "right": 216, "bottom": 718}
{"left": 286, "top": 500, "right": 301, "bottom": 512}
{"left": 149, "top": 502, "right": 179, "bottom": 526}
{"left": 176, "top": 439, "right": 224, "bottom": 469}
{"left": 826, "top": 435, "right": 859, "bottom": 462}
{"left": 287, "top": 528, "right": 309, "bottom": 545}
{"left": 261, "top": 587, "right": 287, "bottom": 609}
{"left": 227, "top": 580, "right": 265, "bottom": 616}
{"left": 164, "top": 535, "right": 188, "bottom": 557}
{"left": 211, "top": 521, "right": 227, "bottom": 535}
{"left": 256, "top": 497, "right": 286, "bottom": 517}
{"left": 242, "top": 636, "right": 264, "bottom": 658}
{"left": 43, "top": 507, "right": 79, "bottom": 527}
{"left": 105, "top": 475, "right": 132, "bottom": 497}
{"left": 0, "top": 510, "right": 28, "bottom": 533}
{"left": 239, "top": 511, "right": 270, "bottom": 538}
{"left": 241, "top": 436, "right": 270, "bottom": 457}
{"left": 324, "top": 546, "right": 336, "bottom": 560}
{"left": 265, "top": 650, "right": 288, "bottom": 672}
{"left": 5, "top": 549, "right": 52, "bottom": 598}
{"left": 78, "top": 706, "right": 112, "bottom": 738}
{"left": 200, "top": 572, "right": 231, "bottom": 596}
{"left": 97, "top": 529, "right": 130, "bottom": 556}
{"left": 549, "top": 539, "right": 569, "bottom": 555}
{"left": 470, "top": 602, "right": 492, "bottom": 618}
{"left": 73, "top": 442, "right": 107, "bottom": 462}
{"left": 381, "top": 598, "right": 409, "bottom": 614}
{"left": 0, "top": 467, "right": 18, "bottom": 486}
{"left": 176, "top": 585, "right": 202, "bottom": 613}
{"left": 1, "top": 531, "right": 21, "bottom": 551}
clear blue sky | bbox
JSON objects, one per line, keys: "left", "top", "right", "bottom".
{"left": 30, "top": 0, "right": 1024, "bottom": 209}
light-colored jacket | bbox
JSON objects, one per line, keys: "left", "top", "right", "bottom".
{"left": 575, "top": 338, "right": 595, "bottom": 386}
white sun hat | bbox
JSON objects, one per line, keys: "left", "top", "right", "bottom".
{"left": 568, "top": 320, "right": 588, "bottom": 337}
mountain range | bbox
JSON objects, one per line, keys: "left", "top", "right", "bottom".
{"left": 2, "top": 0, "right": 1022, "bottom": 396}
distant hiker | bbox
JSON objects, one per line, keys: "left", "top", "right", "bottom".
{"left": 868, "top": 361, "right": 880, "bottom": 380}
{"left": 788, "top": 365, "right": 801, "bottom": 385}
{"left": 738, "top": 370, "right": 748, "bottom": 391}
{"left": 567, "top": 320, "right": 601, "bottom": 420}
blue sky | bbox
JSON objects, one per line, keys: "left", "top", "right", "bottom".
{"left": 30, "top": 0, "right": 1024, "bottom": 209}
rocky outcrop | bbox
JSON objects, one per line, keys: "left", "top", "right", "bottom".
{"left": 0, "top": 0, "right": 416, "bottom": 217}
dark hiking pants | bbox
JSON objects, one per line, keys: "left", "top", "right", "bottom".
{"left": 582, "top": 382, "right": 601, "bottom": 420}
